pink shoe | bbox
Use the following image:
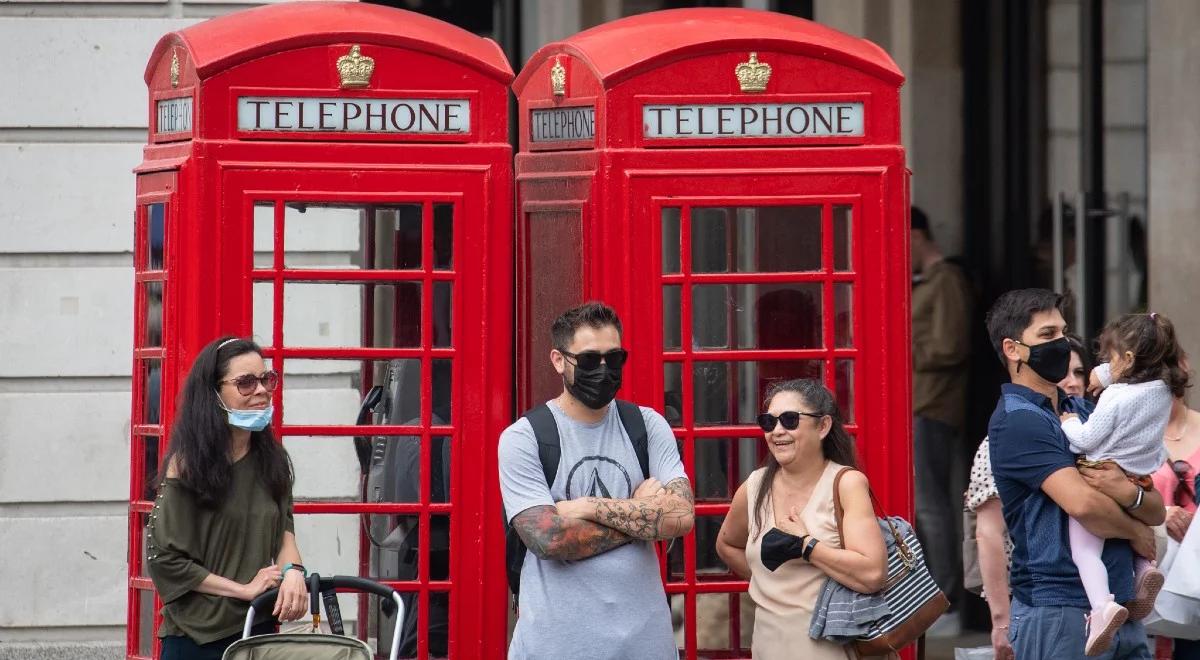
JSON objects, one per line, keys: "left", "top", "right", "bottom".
{"left": 1126, "top": 565, "right": 1165, "bottom": 620}
{"left": 1085, "top": 599, "right": 1129, "bottom": 656}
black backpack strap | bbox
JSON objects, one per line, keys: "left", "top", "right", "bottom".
{"left": 615, "top": 400, "right": 650, "bottom": 480}
{"left": 524, "top": 403, "right": 561, "bottom": 489}
{"left": 505, "top": 404, "right": 562, "bottom": 610}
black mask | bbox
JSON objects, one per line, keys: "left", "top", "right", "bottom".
{"left": 565, "top": 363, "right": 622, "bottom": 410}
{"left": 1015, "top": 337, "right": 1072, "bottom": 384}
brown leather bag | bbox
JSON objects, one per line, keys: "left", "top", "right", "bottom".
{"left": 832, "top": 467, "right": 950, "bottom": 657}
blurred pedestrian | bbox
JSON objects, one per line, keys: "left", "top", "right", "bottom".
{"left": 910, "top": 207, "right": 974, "bottom": 635}
{"left": 1150, "top": 370, "right": 1200, "bottom": 660}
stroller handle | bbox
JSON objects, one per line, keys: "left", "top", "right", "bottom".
{"left": 249, "top": 575, "right": 399, "bottom": 616}
{"left": 244, "top": 574, "right": 405, "bottom": 660}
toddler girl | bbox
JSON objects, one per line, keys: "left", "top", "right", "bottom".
{"left": 1060, "top": 312, "right": 1189, "bottom": 656}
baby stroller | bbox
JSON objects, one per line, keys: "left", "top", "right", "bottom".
{"left": 222, "top": 574, "right": 405, "bottom": 660}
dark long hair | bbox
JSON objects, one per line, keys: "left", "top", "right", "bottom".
{"left": 752, "top": 379, "right": 857, "bottom": 538}
{"left": 1098, "top": 313, "right": 1191, "bottom": 398}
{"left": 158, "top": 336, "right": 293, "bottom": 508}
{"left": 1064, "top": 333, "right": 1096, "bottom": 400}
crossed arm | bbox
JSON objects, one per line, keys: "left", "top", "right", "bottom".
{"left": 1042, "top": 464, "right": 1163, "bottom": 559}
{"left": 511, "top": 477, "right": 695, "bottom": 562}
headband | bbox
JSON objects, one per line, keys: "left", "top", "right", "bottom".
{"left": 217, "top": 338, "right": 240, "bottom": 350}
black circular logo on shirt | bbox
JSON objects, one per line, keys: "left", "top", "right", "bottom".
{"left": 564, "top": 455, "right": 633, "bottom": 499}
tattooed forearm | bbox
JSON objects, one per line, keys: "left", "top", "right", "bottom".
{"left": 512, "top": 506, "right": 632, "bottom": 561}
{"left": 589, "top": 477, "right": 695, "bottom": 541}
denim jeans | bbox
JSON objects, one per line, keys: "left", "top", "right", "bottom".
{"left": 1010, "top": 598, "right": 1152, "bottom": 660}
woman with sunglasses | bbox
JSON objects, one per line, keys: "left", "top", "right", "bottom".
{"left": 716, "top": 379, "right": 887, "bottom": 659}
{"left": 1149, "top": 387, "right": 1200, "bottom": 659}
{"left": 146, "top": 336, "right": 308, "bottom": 659}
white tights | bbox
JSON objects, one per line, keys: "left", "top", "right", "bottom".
{"left": 1069, "top": 516, "right": 1150, "bottom": 611}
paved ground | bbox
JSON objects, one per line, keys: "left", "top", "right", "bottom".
{"left": 926, "top": 631, "right": 992, "bottom": 660}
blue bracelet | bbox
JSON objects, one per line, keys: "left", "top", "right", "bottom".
{"left": 282, "top": 562, "right": 307, "bottom": 578}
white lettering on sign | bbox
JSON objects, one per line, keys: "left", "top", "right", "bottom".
{"left": 531, "top": 106, "right": 595, "bottom": 143}
{"left": 156, "top": 97, "right": 193, "bottom": 134}
{"left": 237, "top": 97, "right": 471, "bottom": 134}
{"left": 643, "top": 102, "right": 864, "bottom": 139}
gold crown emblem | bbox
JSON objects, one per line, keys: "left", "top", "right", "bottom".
{"left": 337, "top": 45, "right": 375, "bottom": 89}
{"left": 735, "top": 52, "right": 771, "bottom": 93}
{"left": 170, "top": 50, "right": 180, "bottom": 88}
{"left": 550, "top": 57, "right": 566, "bottom": 97}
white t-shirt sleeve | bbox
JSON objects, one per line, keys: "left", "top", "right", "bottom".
{"left": 498, "top": 418, "right": 556, "bottom": 523}
{"left": 641, "top": 406, "right": 688, "bottom": 485}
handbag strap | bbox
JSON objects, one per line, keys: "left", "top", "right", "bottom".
{"left": 832, "top": 466, "right": 854, "bottom": 542}
{"left": 832, "top": 467, "right": 915, "bottom": 571}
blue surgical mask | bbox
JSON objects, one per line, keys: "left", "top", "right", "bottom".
{"left": 215, "top": 391, "right": 273, "bottom": 431}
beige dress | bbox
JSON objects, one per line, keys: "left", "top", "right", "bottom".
{"left": 745, "top": 460, "right": 853, "bottom": 660}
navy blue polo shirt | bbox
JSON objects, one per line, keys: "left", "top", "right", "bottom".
{"left": 988, "top": 383, "right": 1134, "bottom": 608}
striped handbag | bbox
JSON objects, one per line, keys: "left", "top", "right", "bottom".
{"left": 833, "top": 468, "right": 949, "bottom": 657}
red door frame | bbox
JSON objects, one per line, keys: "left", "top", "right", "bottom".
{"left": 219, "top": 165, "right": 498, "bottom": 658}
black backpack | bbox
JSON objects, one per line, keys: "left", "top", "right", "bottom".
{"left": 503, "top": 400, "right": 650, "bottom": 608}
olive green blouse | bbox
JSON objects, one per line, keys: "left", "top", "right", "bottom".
{"left": 145, "top": 453, "right": 294, "bottom": 644}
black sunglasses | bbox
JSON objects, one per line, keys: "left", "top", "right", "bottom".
{"left": 757, "top": 410, "right": 824, "bottom": 433}
{"left": 1173, "top": 460, "right": 1196, "bottom": 507}
{"left": 220, "top": 370, "right": 279, "bottom": 396}
{"left": 561, "top": 349, "right": 629, "bottom": 371}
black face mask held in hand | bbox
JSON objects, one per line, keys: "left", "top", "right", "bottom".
{"left": 1014, "top": 336, "right": 1072, "bottom": 384}
{"left": 565, "top": 363, "right": 622, "bottom": 410}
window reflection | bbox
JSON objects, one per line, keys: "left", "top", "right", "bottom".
{"left": 692, "top": 206, "right": 821, "bottom": 273}
{"left": 433, "top": 282, "right": 452, "bottom": 348}
{"left": 694, "top": 437, "right": 760, "bottom": 503}
{"left": 691, "top": 361, "right": 823, "bottom": 426}
{"left": 433, "top": 203, "right": 453, "bottom": 270}
{"left": 834, "top": 205, "right": 853, "bottom": 271}
{"left": 279, "top": 282, "right": 421, "bottom": 349}
{"left": 282, "top": 359, "right": 416, "bottom": 426}
{"left": 144, "top": 281, "right": 163, "bottom": 347}
{"left": 146, "top": 203, "right": 165, "bottom": 271}
{"left": 662, "top": 207, "right": 681, "bottom": 274}
{"left": 143, "top": 360, "right": 162, "bottom": 425}
{"left": 669, "top": 514, "right": 728, "bottom": 580}
{"left": 264, "top": 203, "right": 426, "bottom": 270}
{"left": 834, "top": 284, "right": 853, "bottom": 348}
{"left": 835, "top": 360, "right": 855, "bottom": 423}
{"left": 692, "top": 283, "right": 822, "bottom": 350}
{"left": 663, "top": 285, "right": 681, "bottom": 350}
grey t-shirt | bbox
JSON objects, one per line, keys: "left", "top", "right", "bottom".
{"left": 498, "top": 400, "right": 687, "bottom": 660}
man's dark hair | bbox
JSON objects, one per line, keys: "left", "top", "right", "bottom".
{"left": 984, "top": 288, "right": 1063, "bottom": 365}
{"left": 551, "top": 301, "right": 622, "bottom": 351}
{"left": 911, "top": 206, "right": 933, "bottom": 241}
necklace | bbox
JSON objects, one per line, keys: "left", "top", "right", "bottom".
{"left": 1167, "top": 420, "right": 1189, "bottom": 442}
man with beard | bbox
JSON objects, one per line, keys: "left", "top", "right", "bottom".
{"left": 499, "top": 302, "right": 694, "bottom": 660}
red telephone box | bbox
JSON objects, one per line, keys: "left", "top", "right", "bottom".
{"left": 130, "top": 4, "right": 512, "bottom": 658}
{"left": 514, "top": 9, "right": 910, "bottom": 658}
